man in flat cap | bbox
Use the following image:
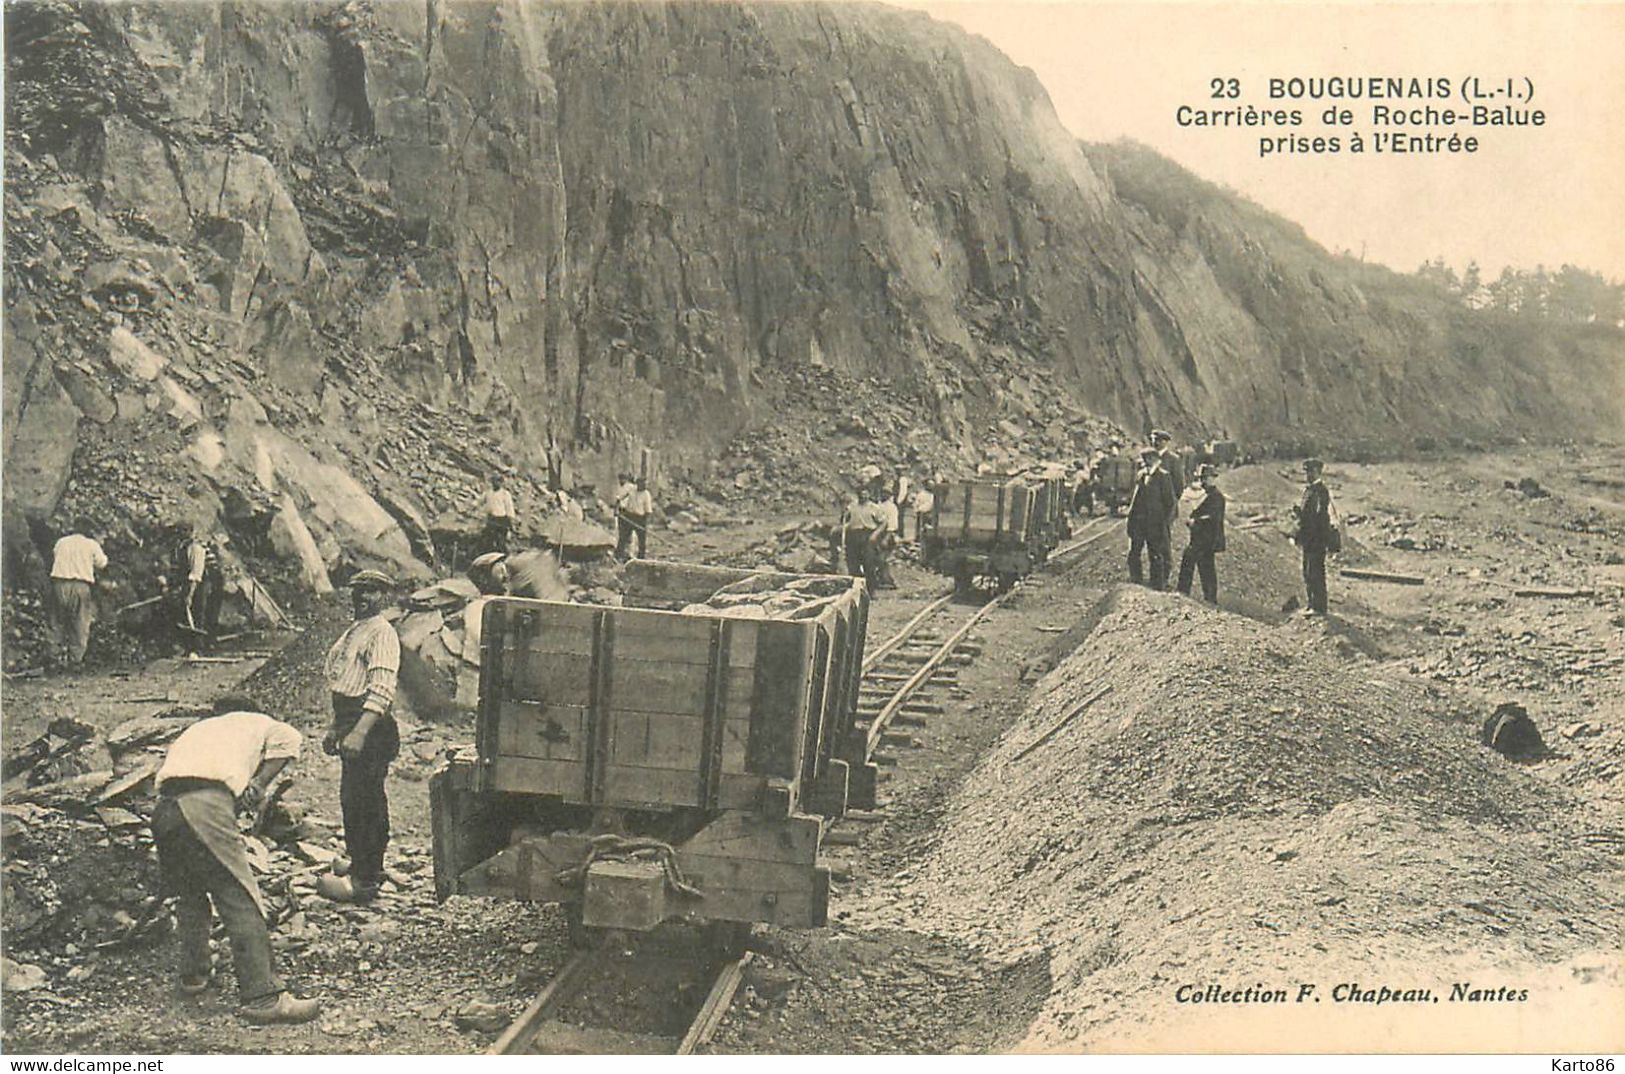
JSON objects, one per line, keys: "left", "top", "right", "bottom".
{"left": 1151, "top": 429, "right": 1186, "bottom": 497}
{"left": 319, "top": 569, "right": 401, "bottom": 904}
{"left": 1177, "top": 464, "right": 1226, "bottom": 603}
{"left": 1292, "top": 458, "right": 1337, "bottom": 615}
{"left": 1126, "top": 447, "right": 1177, "bottom": 589}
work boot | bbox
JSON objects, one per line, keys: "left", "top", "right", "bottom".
{"left": 315, "top": 873, "right": 378, "bottom": 905}
{"left": 240, "top": 991, "right": 321, "bottom": 1025}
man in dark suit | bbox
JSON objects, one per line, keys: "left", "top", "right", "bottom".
{"left": 1177, "top": 464, "right": 1226, "bottom": 603}
{"left": 1126, "top": 448, "right": 1177, "bottom": 590}
{"left": 1292, "top": 457, "right": 1336, "bottom": 614}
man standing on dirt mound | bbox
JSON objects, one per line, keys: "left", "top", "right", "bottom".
{"left": 318, "top": 569, "right": 402, "bottom": 905}
{"left": 1126, "top": 447, "right": 1177, "bottom": 590}
{"left": 1177, "top": 464, "right": 1227, "bottom": 602}
{"left": 1293, "top": 458, "right": 1337, "bottom": 615}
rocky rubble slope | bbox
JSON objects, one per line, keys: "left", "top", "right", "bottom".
{"left": 6, "top": 1, "right": 1622, "bottom": 662}
{"left": 849, "top": 587, "right": 1624, "bottom": 1051}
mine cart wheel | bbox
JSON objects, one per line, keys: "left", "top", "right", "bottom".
{"left": 704, "top": 919, "right": 752, "bottom": 958}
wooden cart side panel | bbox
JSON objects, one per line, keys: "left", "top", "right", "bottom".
{"left": 799, "top": 623, "right": 835, "bottom": 788}
{"left": 745, "top": 619, "right": 814, "bottom": 780}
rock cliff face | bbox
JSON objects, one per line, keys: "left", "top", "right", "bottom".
{"left": 4, "top": 1, "right": 1622, "bottom": 592}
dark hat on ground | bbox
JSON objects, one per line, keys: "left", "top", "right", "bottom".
{"left": 348, "top": 569, "right": 397, "bottom": 591}
{"left": 1150, "top": 429, "right": 1171, "bottom": 442}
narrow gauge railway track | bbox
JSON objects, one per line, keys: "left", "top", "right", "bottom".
{"left": 491, "top": 513, "right": 1123, "bottom": 1053}
{"left": 837, "top": 512, "right": 1124, "bottom": 816}
{"left": 489, "top": 936, "right": 754, "bottom": 1055}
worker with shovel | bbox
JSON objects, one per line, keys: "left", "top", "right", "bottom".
{"left": 615, "top": 473, "right": 654, "bottom": 560}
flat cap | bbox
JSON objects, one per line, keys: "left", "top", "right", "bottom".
{"left": 1150, "top": 429, "right": 1172, "bottom": 443}
{"left": 1303, "top": 457, "right": 1325, "bottom": 470}
{"left": 348, "top": 569, "right": 397, "bottom": 590}
{"left": 1195, "top": 463, "right": 1219, "bottom": 479}
{"left": 470, "top": 552, "right": 508, "bottom": 570}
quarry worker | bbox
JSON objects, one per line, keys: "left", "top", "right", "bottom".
{"left": 1151, "top": 428, "right": 1186, "bottom": 498}
{"left": 176, "top": 530, "right": 226, "bottom": 645}
{"left": 480, "top": 472, "right": 516, "bottom": 556}
{"left": 872, "top": 479, "right": 900, "bottom": 590}
{"left": 1292, "top": 458, "right": 1337, "bottom": 615}
{"left": 1176, "top": 465, "right": 1227, "bottom": 603}
{"left": 616, "top": 474, "right": 654, "bottom": 560}
{"left": 1126, "top": 448, "right": 1176, "bottom": 590}
{"left": 909, "top": 482, "right": 935, "bottom": 542}
{"left": 843, "top": 486, "right": 885, "bottom": 590}
{"left": 612, "top": 471, "right": 636, "bottom": 557}
{"left": 459, "top": 553, "right": 510, "bottom": 708}
{"left": 152, "top": 696, "right": 320, "bottom": 1024}
{"left": 49, "top": 518, "right": 108, "bottom": 665}
{"left": 318, "top": 569, "right": 402, "bottom": 905}
{"left": 1071, "top": 459, "right": 1094, "bottom": 517}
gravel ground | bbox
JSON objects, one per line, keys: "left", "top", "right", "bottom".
{"left": 5, "top": 448, "right": 1622, "bottom": 1054}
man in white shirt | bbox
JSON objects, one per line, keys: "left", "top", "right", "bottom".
{"left": 153, "top": 697, "right": 320, "bottom": 1024}
{"left": 319, "top": 570, "right": 401, "bottom": 904}
{"left": 49, "top": 519, "right": 108, "bottom": 665}
{"left": 480, "top": 473, "right": 516, "bottom": 555}
{"left": 873, "top": 490, "right": 900, "bottom": 589}
{"left": 619, "top": 475, "right": 654, "bottom": 559}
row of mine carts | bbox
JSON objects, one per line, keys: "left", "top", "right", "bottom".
{"left": 919, "top": 439, "right": 1242, "bottom": 592}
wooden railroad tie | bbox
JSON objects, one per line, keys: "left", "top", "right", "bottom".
{"left": 1340, "top": 568, "right": 1425, "bottom": 586}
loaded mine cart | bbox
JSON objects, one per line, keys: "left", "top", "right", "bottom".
{"left": 1091, "top": 455, "right": 1137, "bottom": 515}
{"left": 1029, "top": 471, "right": 1073, "bottom": 555}
{"left": 921, "top": 476, "right": 1041, "bottom": 592}
{"left": 1205, "top": 439, "right": 1241, "bottom": 468}
{"left": 430, "top": 561, "right": 870, "bottom": 943}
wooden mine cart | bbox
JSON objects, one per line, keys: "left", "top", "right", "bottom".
{"left": 1029, "top": 473, "right": 1072, "bottom": 556}
{"left": 1091, "top": 455, "right": 1137, "bottom": 515}
{"left": 1206, "top": 439, "right": 1241, "bottom": 467}
{"left": 921, "top": 477, "right": 1040, "bottom": 592}
{"left": 430, "top": 561, "right": 870, "bottom": 937}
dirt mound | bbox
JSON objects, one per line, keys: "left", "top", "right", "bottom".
{"left": 851, "top": 587, "right": 1624, "bottom": 1051}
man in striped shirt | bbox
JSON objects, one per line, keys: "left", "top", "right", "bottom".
{"left": 318, "top": 569, "right": 401, "bottom": 904}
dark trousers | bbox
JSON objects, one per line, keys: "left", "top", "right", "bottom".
{"left": 616, "top": 512, "right": 648, "bottom": 559}
{"left": 480, "top": 517, "right": 512, "bottom": 557}
{"left": 844, "top": 531, "right": 877, "bottom": 589}
{"left": 1302, "top": 545, "right": 1328, "bottom": 614}
{"left": 153, "top": 795, "right": 281, "bottom": 1004}
{"left": 332, "top": 695, "right": 399, "bottom": 892}
{"left": 1127, "top": 529, "right": 1171, "bottom": 590}
{"left": 1177, "top": 547, "right": 1218, "bottom": 602}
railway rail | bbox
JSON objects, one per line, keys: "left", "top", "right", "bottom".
{"left": 852, "top": 512, "right": 1123, "bottom": 768}
{"left": 489, "top": 936, "right": 754, "bottom": 1055}
{"left": 489, "top": 511, "right": 1123, "bottom": 1052}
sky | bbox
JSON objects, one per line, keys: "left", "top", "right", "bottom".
{"left": 891, "top": 1, "right": 1625, "bottom": 281}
